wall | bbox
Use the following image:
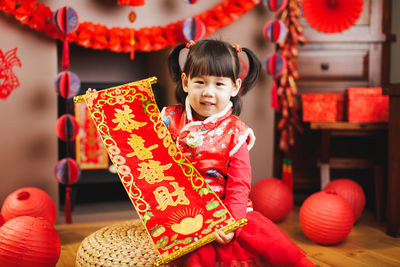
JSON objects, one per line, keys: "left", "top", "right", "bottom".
{"left": 391, "top": 0, "right": 400, "bottom": 83}
{"left": 0, "top": 15, "right": 58, "bottom": 206}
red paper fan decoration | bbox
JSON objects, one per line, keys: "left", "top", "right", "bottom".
{"left": 302, "top": 0, "right": 364, "bottom": 33}
{"left": 1, "top": 187, "right": 57, "bottom": 224}
{"left": 0, "top": 216, "right": 60, "bottom": 266}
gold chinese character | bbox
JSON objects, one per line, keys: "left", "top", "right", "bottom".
{"left": 154, "top": 182, "right": 190, "bottom": 211}
{"left": 137, "top": 160, "right": 174, "bottom": 184}
{"left": 112, "top": 104, "right": 147, "bottom": 132}
{"left": 126, "top": 134, "right": 158, "bottom": 160}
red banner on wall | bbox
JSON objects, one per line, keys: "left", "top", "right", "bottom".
{"left": 76, "top": 77, "right": 246, "bottom": 265}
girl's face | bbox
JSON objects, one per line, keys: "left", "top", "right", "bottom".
{"left": 182, "top": 73, "right": 241, "bottom": 120}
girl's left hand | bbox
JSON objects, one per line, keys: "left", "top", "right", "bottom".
{"left": 214, "top": 230, "right": 234, "bottom": 245}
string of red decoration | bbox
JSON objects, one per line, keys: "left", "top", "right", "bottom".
{"left": 0, "top": 0, "right": 259, "bottom": 52}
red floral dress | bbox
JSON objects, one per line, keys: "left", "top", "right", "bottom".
{"left": 161, "top": 99, "right": 314, "bottom": 267}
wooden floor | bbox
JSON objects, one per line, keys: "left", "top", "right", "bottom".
{"left": 55, "top": 208, "right": 400, "bottom": 267}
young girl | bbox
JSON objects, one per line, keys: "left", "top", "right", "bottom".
{"left": 162, "top": 39, "right": 314, "bottom": 267}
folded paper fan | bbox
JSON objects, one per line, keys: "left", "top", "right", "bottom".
{"left": 302, "top": 0, "right": 364, "bottom": 33}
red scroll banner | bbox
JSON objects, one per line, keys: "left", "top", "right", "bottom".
{"left": 73, "top": 77, "right": 246, "bottom": 266}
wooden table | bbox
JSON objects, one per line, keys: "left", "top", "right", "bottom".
{"left": 310, "top": 121, "right": 387, "bottom": 221}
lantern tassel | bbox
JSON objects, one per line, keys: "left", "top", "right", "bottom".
{"left": 62, "top": 36, "right": 70, "bottom": 70}
{"left": 65, "top": 186, "right": 72, "bottom": 224}
{"left": 271, "top": 80, "right": 279, "bottom": 110}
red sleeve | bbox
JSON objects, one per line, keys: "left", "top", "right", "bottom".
{"left": 224, "top": 142, "right": 252, "bottom": 220}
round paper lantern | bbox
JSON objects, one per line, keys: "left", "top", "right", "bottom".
{"left": 52, "top": 6, "right": 79, "bottom": 35}
{"left": 324, "top": 179, "right": 366, "bottom": 222}
{"left": 264, "top": 53, "right": 287, "bottom": 77}
{"left": 54, "top": 157, "right": 81, "bottom": 185}
{"left": 250, "top": 178, "right": 293, "bottom": 222}
{"left": 299, "top": 191, "right": 354, "bottom": 245}
{"left": 0, "top": 216, "right": 60, "bottom": 266}
{"left": 302, "top": 0, "right": 364, "bottom": 33}
{"left": 54, "top": 70, "right": 81, "bottom": 99}
{"left": 182, "top": 17, "right": 206, "bottom": 42}
{"left": 1, "top": 187, "right": 57, "bottom": 225}
{"left": 263, "top": 0, "right": 288, "bottom": 13}
{"left": 56, "top": 114, "right": 79, "bottom": 142}
{"left": 263, "top": 20, "right": 287, "bottom": 43}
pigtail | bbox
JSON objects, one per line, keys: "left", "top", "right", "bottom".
{"left": 168, "top": 43, "right": 187, "bottom": 104}
{"left": 239, "top": 47, "right": 261, "bottom": 96}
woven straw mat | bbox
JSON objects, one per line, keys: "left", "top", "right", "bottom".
{"left": 76, "top": 219, "right": 161, "bottom": 266}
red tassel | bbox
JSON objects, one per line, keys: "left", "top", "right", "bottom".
{"left": 65, "top": 186, "right": 72, "bottom": 224}
{"left": 271, "top": 80, "right": 279, "bottom": 110}
{"left": 62, "top": 36, "right": 70, "bottom": 70}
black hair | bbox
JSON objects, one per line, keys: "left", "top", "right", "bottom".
{"left": 168, "top": 39, "right": 261, "bottom": 115}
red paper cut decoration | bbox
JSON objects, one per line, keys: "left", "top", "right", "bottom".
{"left": 299, "top": 191, "right": 354, "bottom": 245}
{"left": 56, "top": 114, "right": 80, "bottom": 142}
{"left": 324, "top": 179, "right": 366, "bottom": 222}
{"left": 183, "top": 17, "right": 206, "bottom": 42}
{"left": 75, "top": 101, "right": 109, "bottom": 170}
{"left": 0, "top": 47, "right": 22, "bottom": 100}
{"left": 302, "top": 0, "right": 364, "bottom": 33}
{"left": 0, "top": 0, "right": 259, "bottom": 53}
{"left": 54, "top": 70, "right": 81, "bottom": 99}
{"left": 263, "top": 20, "right": 287, "bottom": 43}
{"left": 250, "top": 178, "right": 293, "bottom": 222}
{"left": 0, "top": 216, "right": 61, "bottom": 266}
{"left": 263, "top": 0, "right": 288, "bottom": 13}
{"left": 1, "top": 187, "right": 57, "bottom": 225}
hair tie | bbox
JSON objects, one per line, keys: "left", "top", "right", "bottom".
{"left": 186, "top": 40, "right": 196, "bottom": 49}
{"left": 233, "top": 44, "right": 242, "bottom": 53}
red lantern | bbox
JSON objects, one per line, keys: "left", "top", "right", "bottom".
{"left": 1, "top": 187, "right": 57, "bottom": 225}
{"left": 302, "top": 0, "right": 364, "bottom": 33}
{"left": 182, "top": 17, "right": 206, "bottom": 42}
{"left": 263, "top": 0, "right": 288, "bottom": 13}
{"left": 263, "top": 20, "right": 287, "bottom": 43}
{"left": 0, "top": 216, "right": 60, "bottom": 266}
{"left": 118, "top": 0, "right": 145, "bottom": 5}
{"left": 264, "top": 53, "right": 287, "bottom": 77}
{"left": 250, "top": 178, "right": 293, "bottom": 222}
{"left": 56, "top": 114, "right": 80, "bottom": 142}
{"left": 324, "top": 178, "right": 366, "bottom": 222}
{"left": 299, "top": 191, "right": 354, "bottom": 245}
{"left": 54, "top": 70, "right": 81, "bottom": 99}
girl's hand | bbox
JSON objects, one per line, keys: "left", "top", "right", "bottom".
{"left": 86, "top": 88, "right": 97, "bottom": 94}
{"left": 214, "top": 230, "right": 234, "bottom": 245}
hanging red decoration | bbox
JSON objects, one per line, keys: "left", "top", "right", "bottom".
{"left": 0, "top": 216, "right": 60, "bottom": 266}
{"left": 250, "top": 178, "right": 293, "bottom": 222}
{"left": 56, "top": 114, "right": 80, "bottom": 142}
{"left": 118, "top": 0, "right": 145, "bottom": 5}
{"left": 54, "top": 70, "right": 81, "bottom": 99}
{"left": 324, "top": 179, "right": 366, "bottom": 222}
{"left": 52, "top": 6, "right": 79, "bottom": 70}
{"left": 182, "top": 17, "right": 206, "bottom": 42}
{"left": 263, "top": 0, "right": 288, "bottom": 13}
{"left": 299, "top": 191, "right": 354, "bottom": 245}
{"left": 263, "top": 20, "right": 287, "bottom": 43}
{"left": 0, "top": 47, "right": 22, "bottom": 100}
{"left": 302, "top": 0, "right": 364, "bottom": 34}
{"left": 184, "top": 0, "right": 198, "bottom": 4}
{"left": 264, "top": 53, "right": 287, "bottom": 77}
{"left": 0, "top": 187, "right": 57, "bottom": 225}
{"left": 0, "top": 213, "right": 4, "bottom": 227}
{"left": 0, "top": 0, "right": 259, "bottom": 53}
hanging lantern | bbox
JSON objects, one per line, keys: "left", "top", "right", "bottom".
{"left": 0, "top": 216, "right": 60, "bottom": 266}
{"left": 263, "top": 53, "right": 287, "bottom": 77}
{"left": 55, "top": 158, "right": 80, "bottom": 185}
{"left": 263, "top": 20, "right": 287, "bottom": 43}
{"left": 184, "top": 0, "right": 198, "bottom": 3}
{"left": 299, "top": 191, "right": 354, "bottom": 245}
{"left": 182, "top": 17, "right": 206, "bottom": 42}
{"left": 1, "top": 187, "right": 57, "bottom": 225}
{"left": 302, "top": 0, "right": 364, "bottom": 33}
{"left": 56, "top": 114, "right": 80, "bottom": 142}
{"left": 54, "top": 70, "right": 81, "bottom": 99}
{"left": 324, "top": 179, "right": 366, "bottom": 222}
{"left": 52, "top": 6, "right": 80, "bottom": 70}
{"left": 263, "top": 0, "right": 288, "bottom": 13}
